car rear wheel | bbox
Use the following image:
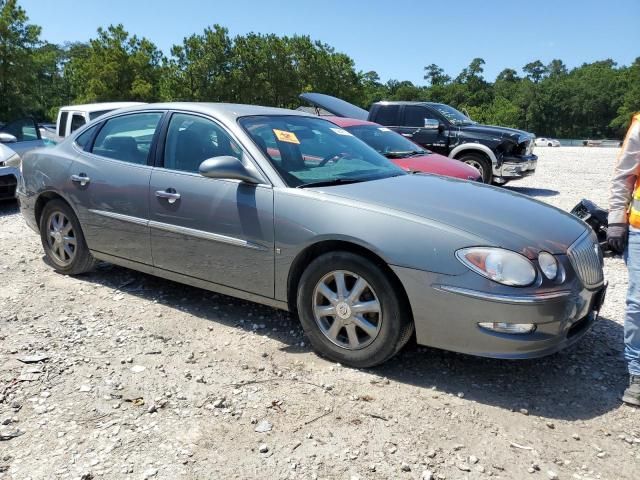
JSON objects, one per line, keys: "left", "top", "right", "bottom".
{"left": 40, "top": 199, "right": 96, "bottom": 275}
{"left": 458, "top": 152, "right": 492, "bottom": 183}
{"left": 297, "top": 251, "right": 413, "bottom": 368}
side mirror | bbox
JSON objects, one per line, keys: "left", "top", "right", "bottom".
{"left": 0, "top": 132, "right": 17, "bottom": 143}
{"left": 199, "top": 156, "right": 262, "bottom": 184}
{"left": 422, "top": 119, "right": 440, "bottom": 130}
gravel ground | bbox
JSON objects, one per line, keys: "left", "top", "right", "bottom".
{"left": 0, "top": 147, "right": 638, "bottom": 480}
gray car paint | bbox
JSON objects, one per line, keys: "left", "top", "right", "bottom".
{"left": 18, "top": 102, "right": 604, "bottom": 360}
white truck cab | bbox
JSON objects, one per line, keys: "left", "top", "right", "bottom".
{"left": 56, "top": 102, "right": 145, "bottom": 138}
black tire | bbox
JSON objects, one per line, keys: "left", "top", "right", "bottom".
{"left": 458, "top": 152, "right": 492, "bottom": 183}
{"left": 547, "top": 142, "right": 553, "bottom": 147}
{"left": 40, "top": 199, "right": 96, "bottom": 275}
{"left": 296, "top": 251, "right": 413, "bottom": 368}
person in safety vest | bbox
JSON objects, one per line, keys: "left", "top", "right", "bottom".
{"left": 608, "top": 113, "right": 640, "bottom": 406}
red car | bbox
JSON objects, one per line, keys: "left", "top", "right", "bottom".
{"left": 325, "top": 116, "right": 481, "bottom": 181}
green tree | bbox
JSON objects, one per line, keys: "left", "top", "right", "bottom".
{"left": 65, "top": 24, "right": 163, "bottom": 104}
{"left": 0, "top": 0, "right": 42, "bottom": 119}
{"left": 523, "top": 60, "right": 548, "bottom": 83}
{"left": 161, "top": 25, "right": 232, "bottom": 102}
{"left": 424, "top": 63, "right": 450, "bottom": 86}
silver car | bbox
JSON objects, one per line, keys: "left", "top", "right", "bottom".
{"left": 0, "top": 143, "right": 21, "bottom": 200}
{"left": 17, "top": 103, "right": 606, "bottom": 367}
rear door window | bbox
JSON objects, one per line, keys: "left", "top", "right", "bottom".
{"left": 91, "top": 112, "right": 163, "bottom": 165}
{"left": 75, "top": 125, "right": 99, "bottom": 150}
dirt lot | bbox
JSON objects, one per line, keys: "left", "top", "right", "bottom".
{"left": 1, "top": 147, "right": 638, "bottom": 480}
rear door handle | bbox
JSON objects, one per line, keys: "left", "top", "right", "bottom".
{"left": 71, "top": 174, "right": 90, "bottom": 186}
{"left": 155, "top": 189, "right": 181, "bottom": 204}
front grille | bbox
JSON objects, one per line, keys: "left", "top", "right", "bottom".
{"left": 567, "top": 231, "right": 604, "bottom": 288}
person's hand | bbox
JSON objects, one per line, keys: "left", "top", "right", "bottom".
{"left": 607, "top": 223, "right": 628, "bottom": 253}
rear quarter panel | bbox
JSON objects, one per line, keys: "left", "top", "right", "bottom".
{"left": 19, "top": 145, "right": 77, "bottom": 228}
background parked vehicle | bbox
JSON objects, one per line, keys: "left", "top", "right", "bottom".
{"left": 0, "top": 143, "right": 21, "bottom": 200}
{"left": 0, "top": 117, "right": 50, "bottom": 156}
{"left": 301, "top": 93, "right": 537, "bottom": 185}
{"left": 18, "top": 103, "right": 605, "bottom": 368}
{"left": 55, "top": 102, "right": 145, "bottom": 138}
{"left": 301, "top": 112, "right": 482, "bottom": 181}
{"left": 535, "top": 137, "right": 561, "bottom": 147}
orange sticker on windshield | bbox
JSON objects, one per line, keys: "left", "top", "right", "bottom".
{"left": 273, "top": 129, "right": 300, "bottom": 144}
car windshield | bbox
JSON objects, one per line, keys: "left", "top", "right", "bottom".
{"left": 240, "top": 115, "right": 406, "bottom": 187}
{"left": 431, "top": 104, "right": 475, "bottom": 126}
{"left": 345, "top": 125, "right": 429, "bottom": 158}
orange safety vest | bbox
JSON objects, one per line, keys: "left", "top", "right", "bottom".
{"left": 627, "top": 114, "right": 640, "bottom": 227}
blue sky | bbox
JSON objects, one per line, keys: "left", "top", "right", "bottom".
{"left": 20, "top": 0, "right": 639, "bottom": 83}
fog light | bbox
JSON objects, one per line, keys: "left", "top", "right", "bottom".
{"left": 478, "top": 322, "right": 536, "bottom": 334}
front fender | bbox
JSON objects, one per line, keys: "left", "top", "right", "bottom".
{"left": 449, "top": 143, "right": 498, "bottom": 166}
{"left": 272, "top": 188, "right": 488, "bottom": 301}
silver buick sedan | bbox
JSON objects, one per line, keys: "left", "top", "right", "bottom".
{"left": 17, "top": 103, "right": 606, "bottom": 367}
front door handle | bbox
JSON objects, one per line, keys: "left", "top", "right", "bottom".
{"left": 155, "top": 189, "right": 181, "bottom": 204}
{"left": 71, "top": 174, "right": 90, "bottom": 186}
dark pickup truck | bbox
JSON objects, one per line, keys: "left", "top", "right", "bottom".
{"left": 301, "top": 93, "right": 537, "bottom": 184}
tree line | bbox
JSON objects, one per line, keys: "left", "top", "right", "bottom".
{"left": 1, "top": 0, "right": 638, "bottom": 138}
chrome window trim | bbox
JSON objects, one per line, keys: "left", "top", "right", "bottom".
{"left": 435, "top": 284, "right": 572, "bottom": 305}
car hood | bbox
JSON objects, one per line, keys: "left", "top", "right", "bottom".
{"left": 299, "top": 93, "right": 369, "bottom": 120}
{"left": 460, "top": 124, "right": 534, "bottom": 143}
{"left": 391, "top": 153, "right": 481, "bottom": 180}
{"left": 309, "top": 175, "right": 586, "bottom": 256}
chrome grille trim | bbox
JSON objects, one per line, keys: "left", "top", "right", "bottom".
{"left": 567, "top": 230, "right": 604, "bottom": 288}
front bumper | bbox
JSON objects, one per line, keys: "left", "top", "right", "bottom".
{"left": 392, "top": 264, "right": 605, "bottom": 359}
{"left": 493, "top": 154, "right": 537, "bottom": 182}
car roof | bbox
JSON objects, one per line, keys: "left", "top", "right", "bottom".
{"left": 59, "top": 102, "right": 146, "bottom": 113}
{"left": 110, "top": 102, "right": 315, "bottom": 122}
{"left": 325, "top": 116, "right": 378, "bottom": 127}
{"left": 374, "top": 101, "right": 442, "bottom": 107}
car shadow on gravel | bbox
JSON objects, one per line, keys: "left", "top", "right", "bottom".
{"left": 375, "top": 315, "right": 627, "bottom": 421}
{"left": 69, "top": 261, "right": 625, "bottom": 422}
{"left": 505, "top": 186, "right": 560, "bottom": 197}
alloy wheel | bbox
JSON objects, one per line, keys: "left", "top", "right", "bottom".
{"left": 312, "top": 270, "right": 382, "bottom": 350}
{"left": 46, "top": 211, "right": 76, "bottom": 266}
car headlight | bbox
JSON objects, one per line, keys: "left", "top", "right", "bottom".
{"left": 5, "top": 153, "right": 20, "bottom": 168}
{"left": 456, "top": 247, "right": 537, "bottom": 286}
{"left": 538, "top": 251, "right": 558, "bottom": 280}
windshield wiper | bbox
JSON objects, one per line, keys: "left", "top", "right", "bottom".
{"left": 296, "top": 178, "right": 367, "bottom": 189}
{"left": 385, "top": 150, "right": 426, "bottom": 158}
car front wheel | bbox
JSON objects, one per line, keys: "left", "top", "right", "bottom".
{"left": 40, "top": 199, "right": 96, "bottom": 275}
{"left": 297, "top": 251, "right": 413, "bottom": 368}
{"left": 458, "top": 152, "right": 492, "bottom": 183}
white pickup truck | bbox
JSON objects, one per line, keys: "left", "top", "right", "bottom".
{"left": 56, "top": 102, "right": 144, "bottom": 138}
